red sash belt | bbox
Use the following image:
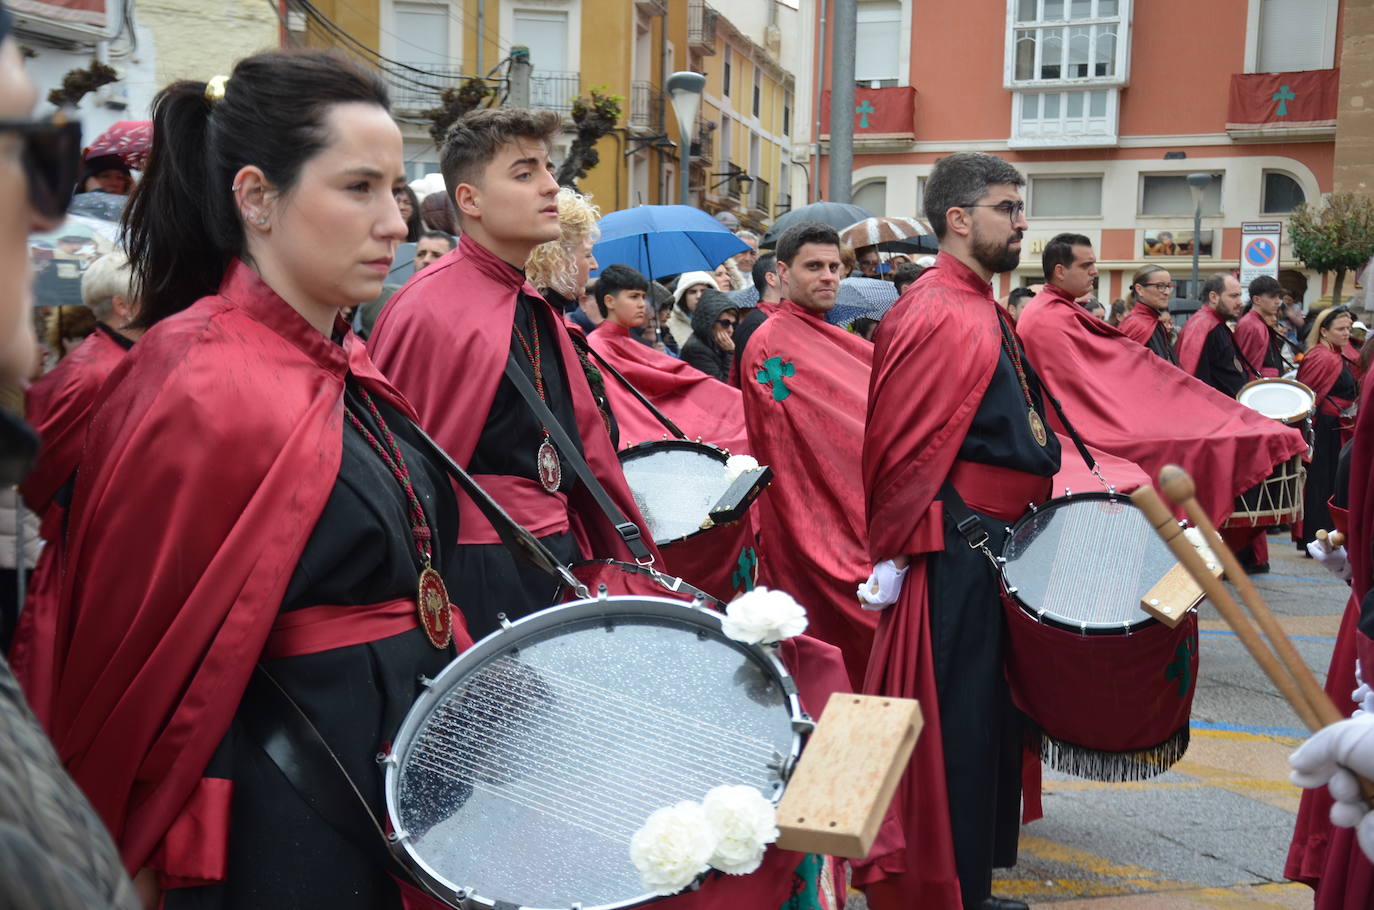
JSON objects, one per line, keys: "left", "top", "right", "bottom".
{"left": 264, "top": 598, "right": 443, "bottom": 660}
{"left": 456, "top": 473, "right": 570, "bottom": 544}
{"left": 949, "top": 459, "right": 1053, "bottom": 524}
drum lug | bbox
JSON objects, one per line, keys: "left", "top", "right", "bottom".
{"left": 376, "top": 750, "right": 397, "bottom": 768}
{"left": 598, "top": 583, "right": 611, "bottom": 601}
{"left": 388, "top": 827, "right": 409, "bottom": 844}
{"left": 1027, "top": 501, "right": 1038, "bottom": 514}
{"left": 1006, "top": 585, "right": 1018, "bottom": 595}
{"left": 416, "top": 674, "right": 435, "bottom": 689}
{"left": 497, "top": 612, "right": 512, "bottom": 630}
{"left": 791, "top": 716, "right": 816, "bottom": 736}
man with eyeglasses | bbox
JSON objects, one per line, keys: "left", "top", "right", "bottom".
{"left": 860, "top": 152, "right": 1056, "bottom": 910}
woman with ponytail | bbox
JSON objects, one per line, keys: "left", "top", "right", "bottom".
{"left": 19, "top": 49, "right": 470, "bottom": 909}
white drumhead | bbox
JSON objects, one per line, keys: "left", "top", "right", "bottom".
{"left": 1237, "top": 379, "right": 1314, "bottom": 424}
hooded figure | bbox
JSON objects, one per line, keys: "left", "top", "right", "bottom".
{"left": 680, "top": 287, "right": 737, "bottom": 382}
{"left": 77, "top": 153, "right": 133, "bottom": 195}
{"left": 667, "top": 270, "right": 718, "bottom": 350}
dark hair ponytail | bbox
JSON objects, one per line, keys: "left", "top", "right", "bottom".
{"left": 123, "top": 49, "right": 390, "bottom": 327}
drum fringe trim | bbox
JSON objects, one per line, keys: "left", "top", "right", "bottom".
{"left": 1037, "top": 725, "right": 1190, "bottom": 782}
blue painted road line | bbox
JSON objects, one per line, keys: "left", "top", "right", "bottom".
{"left": 1191, "top": 718, "right": 1309, "bottom": 739}
{"left": 1197, "top": 628, "right": 1336, "bottom": 643}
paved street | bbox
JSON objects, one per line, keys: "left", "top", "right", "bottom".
{"left": 849, "top": 530, "right": 1349, "bottom": 909}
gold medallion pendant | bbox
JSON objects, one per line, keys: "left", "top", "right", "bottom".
{"left": 417, "top": 565, "right": 453, "bottom": 649}
{"left": 1028, "top": 408, "right": 1048, "bottom": 447}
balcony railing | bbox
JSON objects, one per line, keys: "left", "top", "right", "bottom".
{"left": 691, "top": 128, "right": 713, "bottom": 162}
{"left": 751, "top": 177, "right": 770, "bottom": 214}
{"left": 688, "top": 0, "right": 717, "bottom": 55}
{"left": 387, "top": 63, "right": 580, "bottom": 116}
{"left": 630, "top": 82, "right": 663, "bottom": 131}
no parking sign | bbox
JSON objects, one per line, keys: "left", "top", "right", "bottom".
{"left": 1240, "top": 221, "right": 1282, "bottom": 287}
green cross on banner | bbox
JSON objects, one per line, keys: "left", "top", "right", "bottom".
{"left": 756, "top": 355, "right": 796, "bottom": 402}
{"left": 1165, "top": 637, "right": 1194, "bottom": 697}
{"left": 855, "top": 99, "right": 876, "bottom": 129}
{"left": 1272, "top": 84, "right": 1296, "bottom": 117}
{"left": 732, "top": 546, "right": 757, "bottom": 592}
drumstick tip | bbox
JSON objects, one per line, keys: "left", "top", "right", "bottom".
{"left": 1158, "top": 465, "right": 1196, "bottom": 506}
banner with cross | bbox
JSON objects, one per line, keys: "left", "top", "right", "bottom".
{"left": 819, "top": 86, "right": 917, "bottom": 139}
{"left": 1225, "top": 68, "right": 1338, "bottom": 131}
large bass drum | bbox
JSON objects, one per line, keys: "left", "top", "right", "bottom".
{"left": 998, "top": 492, "right": 1201, "bottom": 781}
{"left": 381, "top": 594, "right": 810, "bottom": 910}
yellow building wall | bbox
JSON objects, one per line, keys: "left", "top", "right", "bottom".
{"left": 139, "top": 0, "right": 279, "bottom": 84}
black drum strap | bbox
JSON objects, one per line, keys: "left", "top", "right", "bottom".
{"left": 937, "top": 479, "right": 991, "bottom": 553}
{"left": 503, "top": 351, "right": 654, "bottom": 564}
{"left": 239, "top": 667, "right": 421, "bottom": 888}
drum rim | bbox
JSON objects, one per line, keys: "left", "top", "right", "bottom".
{"left": 617, "top": 440, "right": 766, "bottom": 546}
{"left": 557, "top": 558, "right": 726, "bottom": 609}
{"left": 382, "top": 593, "right": 807, "bottom": 910}
{"left": 1236, "top": 377, "right": 1316, "bottom": 423}
{"left": 1001, "top": 492, "right": 1164, "bottom": 635}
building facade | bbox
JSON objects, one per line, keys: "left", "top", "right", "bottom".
{"left": 812, "top": 0, "right": 1346, "bottom": 305}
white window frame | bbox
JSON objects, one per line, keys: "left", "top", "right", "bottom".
{"left": 1244, "top": 0, "right": 1339, "bottom": 74}
{"left": 1009, "top": 87, "right": 1119, "bottom": 148}
{"left": 856, "top": 0, "right": 905, "bottom": 87}
{"left": 1003, "top": 0, "right": 1132, "bottom": 91}
{"left": 1027, "top": 173, "right": 1104, "bottom": 218}
{"left": 1137, "top": 172, "right": 1224, "bottom": 218}
{"left": 500, "top": 0, "right": 582, "bottom": 77}
{"left": 380, "top": 0, "right": 461, "bottom": 69}
{"left": 1260, "top": 169, "right": 1307, "bottom": 215}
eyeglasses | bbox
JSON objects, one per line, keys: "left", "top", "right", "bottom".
{"left": 0, "top": 116, "right": 82, "bottom": 221}
{"left": 961, "top": 200, "right": 1026, "bottom": 223}
{"left": 1141, "top": 281, "right": 1175, "bottom": 291}
{"left": 715, "top": 318, "right": 737, "bottom": 329}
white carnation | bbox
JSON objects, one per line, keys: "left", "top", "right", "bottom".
{"left": 720, "top": 586, "right": 808, "bottom": 645}
{"left": 1183, "top": 526, "right": 1218, "bottom": 569}
{"left": 724, "top": 454, "right": 760, "bottom": 483}
{"left": 629, "top": 801, "right": 715, "bottom": 895}
{"left": 701, "top": 785, "right": 778, "bottom": 875}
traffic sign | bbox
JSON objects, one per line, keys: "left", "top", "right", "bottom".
{"left": 1239, "top": 221, "right": 1282, "bottom": 287}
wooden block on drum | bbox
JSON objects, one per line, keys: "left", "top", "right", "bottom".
{"left": 774, "top": 693, "right": 921, "bottom": 859}
{"left": 1140, "top": 561, "right": 1220, "bottom": 628}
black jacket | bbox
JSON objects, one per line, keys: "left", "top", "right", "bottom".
{"left": 680, "top": 289, "right": 735, "bottom": 382}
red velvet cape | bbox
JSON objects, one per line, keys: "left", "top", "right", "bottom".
{"left": 1017, "top": 286, "right": 1306, "bottom": 523}
{"left": 1233, "top": 309, "right": 1282, "bottom": 378}
{"left": 1299, "top": 344, "right": 1356, "bottom": 418}
{"left": 39, "top": 262, "right": 424, "bottom": 874}
{"left": 369, "top": 234, "right": 657, "bottom": 563}
{"left": 11, "top": 327, "right": 130, "bottom": 724}
{"left": 859, "top": 252, "right": 1006, "bottom": 908}
{"left": 587, "top": 320, "right": 749, "bottom": 454}
{"left": 738, "top": 300, "right": 878, "bottom": 688}
{"left": 1118, "top": 300, "right": 1170, "bottom": 351}
{"left": 1175, "top": 304, "right": 1226, "bottom": 376}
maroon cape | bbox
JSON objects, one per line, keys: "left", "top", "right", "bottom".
{"left": 587, "top": 320, "right": 749, "bottom": 453}
{"left": 738, "top": 300, "right": 878, "bottom": 688}
{"left": 860, "top": 252, "right": 1006, "bottom": 908}
{"left": 1233, "top": 309, "right": 1282, "bottom": 378}
{"left": 1017, "top": 285, "right": 1307, "bottom": 523}
{"left": 1299, "top": 344, "right": 1357, "bottom": 418}
{"left": 10, "top": 327, "right": 130, "bottom": 724}
{"left": 1118, "top": 301, "right": 1169, "bottom": 349}
{"left": 37, "top": 263, "right": 428, "bottom": 875}
{"left": 1175, "top": 304, "right": 1226, "bottom": 376}
{"left": 369, "top": 234, "right": 656, "bottom": 563}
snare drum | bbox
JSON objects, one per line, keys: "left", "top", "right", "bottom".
{"left": 999, "top": 493, "right": 1200, "bottom": 781}
{"left": 382, "top": 595, "right": 810, "bottom": 910}
{"left": 1226, "top": 378, "right": 1313, "bottom": 528}
{"left": 618, "top": 440, "right": 772, "bottom": 601}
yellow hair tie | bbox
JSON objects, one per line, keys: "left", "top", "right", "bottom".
{"left": 204, "top": 74, "right": 229, "bottom": 104}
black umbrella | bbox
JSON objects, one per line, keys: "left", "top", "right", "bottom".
{"left": 760, "top": 201, "right": 875, "bottom": 249}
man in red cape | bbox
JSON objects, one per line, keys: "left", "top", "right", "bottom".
{"left": 10, "top": 251, "right": 140, "bottom": 724}
{"left": 1234, "top": 275, "right": 1290, "bottom": 379}
{"left": 586, "top": 264, "right": 748, "bottom": 454}
{"left": 369, "top": 110, "right": 661, "bottom": 637}
{"left": 862, "top": 153, "right": 1059, "bottom": 910}
{"left": 736, "top": 222, "right": 878, "bottom": 689}
{"left": 1017, "top": 257, "right": 1306, "bottom": 528}
{"left": 1176, "top": 273, "right": 1256, "bottom": 396}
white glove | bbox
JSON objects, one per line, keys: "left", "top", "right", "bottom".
{"left": 1307, "top": 538, "right": 1353, "bottom": 582}
{"left": 1290, "top": 714, "right": 1374, "bottom": 863}
{"left": 1356, "top": 660, "right": 1374, "bottom": 717}
{"left": 858, "top": 559, "right": 908, "bottom": 611}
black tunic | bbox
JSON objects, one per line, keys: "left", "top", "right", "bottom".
{"left": 166, "top": 381, "right": 460, "bottom": 910}
{"left": 1301, "top": 363, "right": 1358, "bottom": 548}
{"left": 1195, "top": 322, "right": 1249, "bottom": 397}
{"left": 1145, "top": 321, "right": 1178, "bottom": 365}
{"left": 930, "top": 338, "right": 1060, "bottom": 906}
{"left": 453, "top": 292, "right": 583, "bottom": 637}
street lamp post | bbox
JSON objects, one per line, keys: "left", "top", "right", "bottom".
{"left": 1187, "top": 172, "right": 1212, "bottom": 300}
{"left": 666, "top": 72, "right": 706, "bottom": 207}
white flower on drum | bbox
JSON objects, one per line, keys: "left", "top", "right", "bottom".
{"left": 629, "top": 801, "right": 715, "bottom": 895}
{"left": 1183, "top": 527, "right": 1219, "bottom": 569}
{"left": 702, "top": 785, "right": 779, "bottom": 875}
{"left": 724, "top": 453, "right": 760, "bottom": 482}
{"left": 721, "top": 587, "right": 808, "bottom": 645}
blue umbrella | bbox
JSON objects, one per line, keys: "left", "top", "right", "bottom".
{"left": 592, "top": 205, "right": 750, "bottom": 280}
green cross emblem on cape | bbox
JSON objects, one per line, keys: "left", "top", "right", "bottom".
{"left": 1165, "top": 637, "right": 1194, "bottom": 697}
{"left": 731, "top": 545, "right": 757, "bottom": 592}
{"left": 756, "top": 355, "right": 796, "bottom": 402}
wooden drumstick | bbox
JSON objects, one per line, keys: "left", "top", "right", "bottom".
{"left": 1130, "top": 482, "right": 1323, "bottom": 731}
{"left": 1158, "top": 465, "right": 1341, "bottom": 729}
{"left": 1318, "top": 529, "right": 1347, "bottom": 549}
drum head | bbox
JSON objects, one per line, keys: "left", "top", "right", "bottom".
{"left": 1237, "top": 378, "right": 1315, "bottom": 424}
{"left": 385, "top": 596, "right": 804, "bottom": 910}
{"left": 1002, "top": 494, "right": 1178, "bottom": 632}
{"left": 619, "top": 440, "right": 732, "bottom": 544}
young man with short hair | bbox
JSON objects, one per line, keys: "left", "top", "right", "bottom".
{"left": 591, "top": 263, "right": 649, "bottom": 328}
{"left": 369, "top": 108, "right": 656, "bottom": 637}
{"left": 1234, "top": 274, "right": 1289, "bottom": 378}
